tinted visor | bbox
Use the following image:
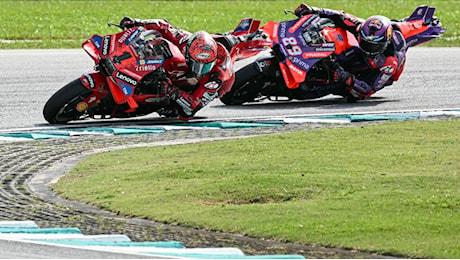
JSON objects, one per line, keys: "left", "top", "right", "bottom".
{"left": 359, "top": 38, "right": 388, "bottom": 56}
{"left": 189, "top": 59, "right": 216, "bottom": 76}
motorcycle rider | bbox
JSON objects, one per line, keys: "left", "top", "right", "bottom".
{"left": 294, "top": 3, "right": 407, "bottom": 100}
{"left": 119, "top": 17, "right": 235, "bottom": 120}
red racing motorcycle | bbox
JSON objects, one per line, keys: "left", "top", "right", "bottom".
{"left": 220, "top": 5, "right": 446, "bottom": 105}
{"left": 43, "top": 18, "right": 269, "bottom": 124}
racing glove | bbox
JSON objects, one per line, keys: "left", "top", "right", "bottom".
{"left": 167, "top": 87, "right": 199, "bottom": 121}
{"left": 119, "top": 16, "right": 142, "bottom": 29}
{"left": 333, "top": 66, "right": 355, "bottom": 87}
{"left": 294, "top": 3, "right": 322, "bottom": 17}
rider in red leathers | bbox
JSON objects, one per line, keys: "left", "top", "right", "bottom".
{"left": 294, "top": 4, "right": 407, "bottom": 101}
{"left": 119, "top": 17, "right": 235, "bottom": 120}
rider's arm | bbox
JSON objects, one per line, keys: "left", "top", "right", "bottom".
{"left": 294, "top": 4, "right": 364, "bottom": 33}
{"left": 171, "top": 70, "right": 233, "bottom": 120}
{"left": 119, "top": 17, "right": 191, "bottom": 52}
{"left": 347, "top": 55, "right": 405, "bottom": 99}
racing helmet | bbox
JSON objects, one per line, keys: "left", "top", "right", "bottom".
{"left": 357, "top": 15, "right": 393, "bottom": 56}
{"left": 185, "top": 31, "right": 218, "bottom": 76}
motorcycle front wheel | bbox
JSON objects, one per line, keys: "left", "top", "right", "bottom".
{"left": 220, "top": 63, "right": 265, "bottom": 105}
{"left": 43, "top": 78, "right": 93, "bottom": 124}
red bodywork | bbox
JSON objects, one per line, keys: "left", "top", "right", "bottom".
{"left": 259, "top": 6, "right": 444, "bottom": 90}
{"left": 77, "top": 19, "right": 271, "bottom": 118}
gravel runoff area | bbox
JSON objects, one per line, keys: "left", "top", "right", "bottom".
{"left": 1, "top": 123, "right": 396, "bottom": 259}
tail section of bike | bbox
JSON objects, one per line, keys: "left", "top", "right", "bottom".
{"left": 394, "top": 5, "right": 446, "bottom": 47}
{"left": 226, "top": 18, "right": 273, "bottom": 63}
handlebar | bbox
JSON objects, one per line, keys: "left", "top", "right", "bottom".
{"left": 107, "top": 22, "right": 124, "bottom": 29}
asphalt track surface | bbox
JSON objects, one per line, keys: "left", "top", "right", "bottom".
{"left": 0, "top": 48, "right": 458, "bottom": 258}
{"left": 0, "top": 47, "right": 459, "bottom": 130}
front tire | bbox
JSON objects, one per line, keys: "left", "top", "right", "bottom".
{"left": 43, "top": 79, "right": 92, "bottom": 124}
{"left": 220, "top": 63, "right": 265, "bottom": 105}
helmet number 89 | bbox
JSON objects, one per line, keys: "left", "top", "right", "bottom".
{"left": 282, "top": 37, "right": 302, "bottom": 56}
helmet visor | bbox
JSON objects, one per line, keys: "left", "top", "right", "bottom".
{"left": 189, "top": 59, "right": 216, "bottom": 76}
{"left": 359, "top": 38, "right": 388, "bottom": 56}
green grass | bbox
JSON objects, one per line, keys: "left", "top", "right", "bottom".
{"left": 1, "top": 0, "right": 458, "bottom": 49}
{"left": 52, "top": 118, "right": 460, "bottom": 258}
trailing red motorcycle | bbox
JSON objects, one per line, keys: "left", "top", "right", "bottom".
{"left": 43, "top": 18, "right": 269, "bottom": 124}
{"left": 220, "top": 5, "right": 446, "bottom": 105}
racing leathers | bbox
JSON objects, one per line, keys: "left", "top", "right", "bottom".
{"left": 120, "top": 18, "right": 234, "bottom": 120}
{"left": 295, "top": 4, "right": 407, "bottom": 100}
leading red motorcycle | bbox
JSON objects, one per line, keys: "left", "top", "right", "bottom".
{"left": 43, "top": 18, "right": 270, "bottom": 124}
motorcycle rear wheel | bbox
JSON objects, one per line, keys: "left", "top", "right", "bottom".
{"left": 220, "top": 63, "right": 265, "bottom": 105}
{"left": 43, "top": 78, "right": 92, "bottom": 124}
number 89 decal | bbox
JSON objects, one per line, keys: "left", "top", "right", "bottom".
{"left": 282, "top": 37, "right": 302, "bottom": 56}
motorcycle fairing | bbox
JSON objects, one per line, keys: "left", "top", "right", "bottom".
{"left": 78, "top": 71, "right": 110, "bottom": 112}
{"left": 263, "top": 15, "right": 336, "bottom": 89}
{"left": 322, "top": 27, "right": 358, "bottom": 55}
{"left": 82, "top": 27, "right": 174, "bottom": 112}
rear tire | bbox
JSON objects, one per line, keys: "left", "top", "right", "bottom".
{"left": 220, "top": 63, "right": 265, "bottom": 105}
{"left": 43, "top": 79, "right": 92, "bottom": 124}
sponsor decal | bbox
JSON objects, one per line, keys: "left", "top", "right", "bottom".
{"left": 315, "top": 47, "right": 335, "bottom": 52}
{"left": 83, "top": 74, "right": 95, "bottom": 89}
{"left": 135, "top": 64, "right": 159, "bottom": 72}
{"left": 380, "top": 65, "right": 395, "bottom": 74}
{"left": 292, "top": 57, "right": 310, "bottom": 72}
{"left": 288, "top": 63, "right": 304, "bottom": 77}
{"left": 377, "top": 73, "right": 391, "bottom": 87}
{"left": 201, "top": 91, "right": 218, "bottom": 105}
{"left": 271, "top": 23, "right": 279, "bottom": 41}
{"left": 91, "top": 36, "right": 102, "bottom": 49}
{"left": 204, "top": 81, "right": 220, "bottom": 90}
{"left": 138, "top": 58, "right": 164, "bottom": 65}
{"left": 118, "top": 82, "right": 133, "bottom": 95}
{"left": 76, "top": 102, "right": 88, "bottom": 112}
{"left": 256, "top": 60, "right": 268, "bottom": 72}
{"left": 176, "top": 97, "right": 194, "bottom": 115}
{"left": 368, "top": 19, "right": 383, "bottom": 30}
{"left": 102, "top": 36, "right": 111, "bottom": 56}
{"left": 302, "top": 51, "right": 332, "bottom": 59}
{"left": 280, "top": 65, "right": 292, "bottom": 86}
{"left": 126, "top": 29, "right": 141, "bottom": 44}
{"left": 321, "top": 43, "right": 335, "bottom": 48}
{"left": 289, "top": 15, "right": 309, "bottom": 34}
{"left": 115, "top": 71, "right": 138, "bottom": 86}
{"left": 279, "top": 22, "right": 287, "bottom": 38}
{"left": 118, "top": 28, "right": 136, "bottom": 44}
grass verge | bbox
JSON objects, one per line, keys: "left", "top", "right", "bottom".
{"left": 52, "top": 118, "right": 460, "bottom": 258}
{"left": 1, "top": 0, "right": 458, "bottom": 48}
